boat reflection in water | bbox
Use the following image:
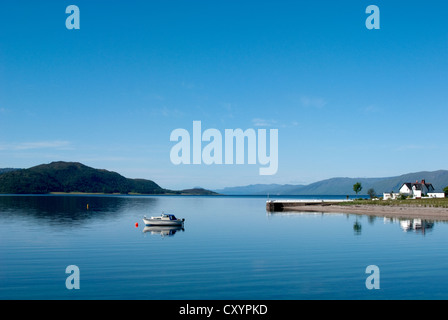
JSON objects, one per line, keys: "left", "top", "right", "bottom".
{"left": 399, "top": 218, "right": 434, "bottom": 234}
{"left": 143, "top": 225, "right": 185, "bottom": 238}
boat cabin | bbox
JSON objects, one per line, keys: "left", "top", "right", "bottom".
{"left": 162, "top": 214, "right": 178, "bottom": 220}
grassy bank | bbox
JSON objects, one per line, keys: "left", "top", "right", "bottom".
{"left": 339, "top": 198, "right": 448, "bottom": 208}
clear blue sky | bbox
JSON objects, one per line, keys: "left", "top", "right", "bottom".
{"left": 0, "top": 1, "right": 447, "bottom": 190}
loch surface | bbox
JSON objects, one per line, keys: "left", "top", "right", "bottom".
{"left": 1, "top": 195, "right": 447, "bottom": 299}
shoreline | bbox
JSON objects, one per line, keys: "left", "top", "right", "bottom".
{"left": 279, "top": 204, "right": 448, "bottom": 221}
{"left": 0, "top": 192, "right": 222, "bottom": 196}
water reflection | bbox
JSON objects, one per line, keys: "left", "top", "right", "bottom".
{"left": 353, "top": 220, "right": 362, "bottom": 235}
{"left": 0, "top": 195, "right": 158, "bottom": 227}
{"left": 398, "top": 219, "right": 434, "bottom": 234}
{"left": 143, "top": 225, "right": 185, "bottom": 238}
{"left": 267, "top": 211, "right": 438, "bottom": 236}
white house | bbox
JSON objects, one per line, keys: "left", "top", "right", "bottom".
{"left": 383, "top": 179, "right": 443, "bottom": 200}
{"left": 399, "top": 180, "right": 435, "bottom": 198}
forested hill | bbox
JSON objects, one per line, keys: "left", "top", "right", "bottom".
{"left": 0, "top": 161, "right": 216, "bottom": 195}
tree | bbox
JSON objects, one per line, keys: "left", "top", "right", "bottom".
{"left": 353, "top": 182, "right": 362, "bottom": 196}
{"left": 444, "top": 186, "right": 448, "bottom": 197}
{"left": 367, "top": 188, "right": 376, "bottom": 199}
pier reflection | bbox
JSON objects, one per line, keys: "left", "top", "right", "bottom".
{"left": 143, "top": 225, "right": 185, "bottom": 238}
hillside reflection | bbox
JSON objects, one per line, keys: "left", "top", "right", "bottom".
{"left": 0, "top": 195, "right": 158, "bottom": 227}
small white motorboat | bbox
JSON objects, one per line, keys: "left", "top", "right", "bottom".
{"left": 143, "top": 213, "right": 185, "bottom": 226}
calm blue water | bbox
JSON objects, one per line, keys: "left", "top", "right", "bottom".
{"left": 1, "top": 195, "right": 447, "bottom": 300}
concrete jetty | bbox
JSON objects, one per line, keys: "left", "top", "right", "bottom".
{"left": 266, "top": 199, "right": 352, "bottom": 212}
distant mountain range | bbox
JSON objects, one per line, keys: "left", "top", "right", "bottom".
{"left": 0, "top": 161, "right": 217, "bottom": 195}
{"left": 214, "top": 170, "right": 448, "bottom": 195}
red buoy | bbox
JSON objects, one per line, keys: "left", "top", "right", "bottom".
{"left": 135, "top": 222, "right": 139, "bottom": 228}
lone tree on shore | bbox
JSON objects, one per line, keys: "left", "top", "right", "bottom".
{"left": 353, "top": 182, "right": 362, "bottom": 196}
{"left": 444, "top": 186, "right": 448, "bottom": 197}
{"left": 367, "top": 188, "right": 376, "bottom": 199}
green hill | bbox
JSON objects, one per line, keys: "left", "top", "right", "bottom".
{"left": 0, "top": 162, "right": 167, "bottom": 194}
{"left": 179, "top": 188, "right": 220, "bottom": 195}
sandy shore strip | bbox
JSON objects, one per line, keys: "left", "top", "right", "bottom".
{"left": 281, "top": 204, "right": 448, "bottom": 221}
